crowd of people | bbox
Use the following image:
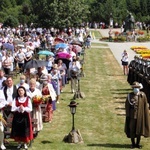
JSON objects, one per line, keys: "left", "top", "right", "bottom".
{"left": 0, "top": 25, "right": 91, "bottom": 150}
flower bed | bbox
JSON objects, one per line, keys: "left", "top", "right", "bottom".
{"left": 100, "top": 37, "right": 109, "bottom": 41}
{"left": 113, "top": 36, "right": 126, "bottom": 42}
{"left": 140, "top": 54, "right": 150, "bottom": 59}
{"left": 135, "top": 49, "right": 150, "bottom": 54}
{"left": 130, "top": 46, "right": 147, "bottom": 50}
{"left": 131, "top": 46, "right": 150, "bottom": 59}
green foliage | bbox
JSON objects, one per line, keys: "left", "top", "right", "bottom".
{"left": 113, "top": 36, "right": 126, "bottom": 42}
{"left": 5, "top": 6, "right": 21, "bottom": 18}
{"left": 0, "top": 0, "right": 150, "bottom": 27}
{"left": 31, "top": 0, "right": 89, "bottom": 28}
{"left": 3, "top": 15, "right": 19, "bottom": 27}
{"left": 10, "top": 0, "right": 16, "bottom": 7}
{"left": 0, "top": 0, "right": 12, "bottom": 10}
{"left": 0, "top": 12, "right": 7, "bottom": 23}
{"left": 137, "top": 36, "right": 150, "bottom": 42}
{"left": 15, "top": 0, "right": 30, "bottom": 5}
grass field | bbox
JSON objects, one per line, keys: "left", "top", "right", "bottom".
{"left": 6, "top": 43, "right": 150, "bottom": 150}
{"left": 90, "top": 30, "right": 102, "bottom": 39}
{"left": 91, "top": 42, "right": 108, "bottom": 47}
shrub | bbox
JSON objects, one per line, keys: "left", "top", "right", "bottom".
{"left": 113, "top": 36, "right": 126, "bottom": 42}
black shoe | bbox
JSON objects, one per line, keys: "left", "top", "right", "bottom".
{"left": 136, "top": 145, "right": 142, "bottom": 149}
{"left": 131, "top": 145, "right": 136, "bottom": 149}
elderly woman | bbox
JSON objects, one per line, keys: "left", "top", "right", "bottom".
{"left": 69, "top": 59, "right": 80, "bottom": 93}
{"left": 27, "top": 78, "right": 43, "bottom": 133}
{"left": 16, "top": 75, "right": 29, "bottom": 91}
{"left": 57, "top": 59, "right": 67, "bottom": 90}
{"left": 39, "top": 75, "right": 56, "bottom": 123}
{"left": 51, "top": 64, "right": 61, "bottom": 103}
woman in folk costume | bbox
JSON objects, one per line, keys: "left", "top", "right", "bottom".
{"left": 39, "top": 75, "right": 56, "bottom": 123}
{"left": 11, "top": 86, "right": 33, "bottom": 150}
{"left": 27, "top": 78, "right": 43, "bottom": 133}
{"left": 125, "top": 82, "right": 150, "bottom": 149}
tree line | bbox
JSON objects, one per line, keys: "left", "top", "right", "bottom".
{"left": 0, "top": 0, "right": 150, "bottom": 28}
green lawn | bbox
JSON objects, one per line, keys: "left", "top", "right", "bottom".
{"left": 6, "top": 45, "right": 150, "bottom": 150}
{"left": 90, "top": 30, "right": 102, "bottom": 39}
{"left": 91, "top": 43, "right": 108, "bottom": 47}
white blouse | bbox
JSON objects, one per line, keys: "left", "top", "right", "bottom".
{"left": 11, "top": 97, "right": 32, "bottom": 113}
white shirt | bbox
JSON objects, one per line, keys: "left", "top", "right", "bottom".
{"left": 69, "top": 61, "right": 81, "bottom": 69}
{"left": 0, "top": 76, "right": 6, "bottom": 89}
{"left": 27, "top": 88, "right": 42, "bottom": 98}
{"left": 16, "top": 83, "right": 29, "bottom": 91}
{"left": 0, "top": 90, "right": 7, "bottom": 109}
{"left": 6, "top": 86, "right": 14, "bottom": 104}
{"left": 11, "top": 97, "right": 32, "bottom": 113}
{"left": 122, "top": 52, "right": 129, "bottom": 62}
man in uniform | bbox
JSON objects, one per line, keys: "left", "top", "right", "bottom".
{"left": 125, "top": 81, "right": 150, "bottom": 149}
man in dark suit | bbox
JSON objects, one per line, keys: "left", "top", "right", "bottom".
{"left": 3, "top": 76, "right": 17, "bottom": 119}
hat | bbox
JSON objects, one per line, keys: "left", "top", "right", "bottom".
{"left": 40, "top": 74, "right": 48, "bottom": 81}
{"left": 68, "top": 101, "right": 79, "bottom": 107}
{"left": 131, "top": 81, "right": 141, "bottom": 88}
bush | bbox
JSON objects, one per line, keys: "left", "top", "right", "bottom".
{"left": 137, "top": 36, "right": 150, "bottom": 42}
{"left": 113, "top": 36, "right": 126, "bottom": 42}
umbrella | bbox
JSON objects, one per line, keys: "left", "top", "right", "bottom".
{"left": 3, "top": 43, "right": 14, "bottom": 52}
{"left": 13, "top": 40, "right": 24, "bottom": 45}
{"left": 73, "top": 45, "right": 82, "bottom": 53}
{"left": 24, "top": 59, "right": 46, "bottom": 69}
{"left": 55, "top": 43, "right": 68, "bottom": 50}
{"left": 54, "top": 37, "right": 64, "bottom": 43}
{"left": 38, "top": 50, "right": 54, "bottom": 56}
{"left": 56, "top": 52, "right": 71, "bottom": 59}
{"left": 70, "top": 40, "right": 82, "bottom": 46}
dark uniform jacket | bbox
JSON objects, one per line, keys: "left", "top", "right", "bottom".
{"left": 125, "top": 91, "right": 150, "bottom": 138}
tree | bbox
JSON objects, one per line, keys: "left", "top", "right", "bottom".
{"left": 30, "top": 0, "right": 89, "bottom": 28}
{"left": 18, "top": 3, "right": 32, "bottom": 26}
{"left": 15, "top": 0, "right": 30, "bottom": 5}
{"left": 113, "top": 0, "right": 127, "bottom": 25}
{"left": 0, "top": 0, "right": 12, "bottom": 10}
{"left": 0, "top": 12, "right": 7, "bottom": 23}
{"left": 3, "top": 15, "right": 19, "bottom": 27}
{"left": 10, "top": 0, "right": 16, "bottom": 7}
{"left": 89, "top": 0, "right": 105, "bottom": 22}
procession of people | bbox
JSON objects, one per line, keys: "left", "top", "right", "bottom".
{"left": 0, "top": 26, "right": 87, "bottom": 149}
{"left": 1, "top": 24, "right": 150, "bottom": 149}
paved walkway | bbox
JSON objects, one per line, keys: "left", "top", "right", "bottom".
{"left": 91, "top": 28, "right": 150, "bottom": 67}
